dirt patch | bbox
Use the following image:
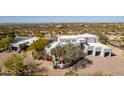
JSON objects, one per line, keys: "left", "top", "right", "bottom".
{"left": 40, "top": 45, "right": 124, "bottom": 76}
{"left": 0, "top": 52, "right": 15, "bottom": 69}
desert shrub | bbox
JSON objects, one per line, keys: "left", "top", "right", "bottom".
{"left": 92, "top": 71, "right": 104, "bottom": 76}
{"left": 120, "top": 37, "right": 124, "bottom": 42}
{"left": 4, "top": 54, "right": 24, "bottom": 75}
{"left": 32, "top": 51, "right": 45, "bottom": 60}
{"left": 63, "top": 58, "right": 70, "bottom": 64}
{"left": 65, "top": 70, "right": 79, "bottom": 76}
{"left": 3, "top": 54, "right": 41, "bottom": 76}
{"left": 92, "top": 71, "right": 112, "bottom": 76}
{"left": 121, "top": 32, "right": 124, "bottom": 36}
{"left": 97, "top": 33, "right": 108, "bottom": 44}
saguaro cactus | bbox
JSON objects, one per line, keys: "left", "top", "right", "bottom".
{"left": 51, "top": 43, "right": 85, "bottom": 64}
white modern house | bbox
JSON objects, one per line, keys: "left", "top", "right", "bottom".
{"left": 45, "top": 33, "right": 112, "bottom": 57}
{"left": 12, "top": 37, "right": 39, "bottom": 52}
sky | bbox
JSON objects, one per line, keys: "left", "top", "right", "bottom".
{"left": 0, "top": 16, "right": 124, "bottom": 23}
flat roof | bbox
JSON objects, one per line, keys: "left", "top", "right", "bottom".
{"left": 81, "top": 33, "right": 98, "bottom": 38}
{"left": 88, "top": 43, "right": 111, "bottom": 49}
{"left": 12, "top": 37, "right": 39, "bottom": 46}
{"left": 59, "top": 33, "right": 98, "bottom": 39}
{"left": 59, "top": 35, "right": 79, "bottom": 39}
{"left": 50, "top": 41, "right": 58, "bottom": 47}
{"left": 13, "top": 37, "right": 29, "bottom": 43}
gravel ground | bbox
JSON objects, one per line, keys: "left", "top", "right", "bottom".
{"left": 41, "top": 44, "right": 124, "bottom": 76}
{"left": 0, "top": 44, "right": 124, "bottom": 76}
{"left": 0, "top": 52, "right": 14, "bottom": 70}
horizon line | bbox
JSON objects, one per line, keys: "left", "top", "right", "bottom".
{"left": 0, "top": 22, "right": 124, "bottom": 24}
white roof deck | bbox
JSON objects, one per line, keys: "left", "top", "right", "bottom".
{"left": 12, "top": 37, "right": 39, "bottom": 47}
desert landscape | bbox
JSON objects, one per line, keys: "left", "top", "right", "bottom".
{"left": 0, "top": 23, "right": 124, "bottom": 76}
{"left": 0, "top": 44, "right": 124, "bottom": 76}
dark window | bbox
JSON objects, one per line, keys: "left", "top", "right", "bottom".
{"left": 95, "top": 51, "right": 101, "bottom": 56}
{"left": 104, "top": 52, "right": 110, "bottom": 57}
{"left": 12, "top": 47, "right": 18, "bottom": 51}
{"left": 94, "top": 39, "right": 96, "bottom": 43}
{"left": 88, "top": 51, "right": 93, "bottom": 55}
{"left": 72, "top": 39, "right": 76, "bottom": 42}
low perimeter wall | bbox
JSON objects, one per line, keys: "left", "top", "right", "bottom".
{"left": 59, "top": 57, "right": 84, "bottom": 69}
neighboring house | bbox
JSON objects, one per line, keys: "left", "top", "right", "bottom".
{"left": 0, "top": 32, "right": 6, "bottom": 39}
{"left": 45, "top": 33, "right": 112, "bottom": 57}
{"left": 12, "top": 37, "right": 39, "bottom": 52}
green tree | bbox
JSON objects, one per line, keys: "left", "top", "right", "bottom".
{"left": 0, "top": 36, "right": 12, "bottom": 50}
{"left": 27, "top": 39, "right": 49, "bottom": 51}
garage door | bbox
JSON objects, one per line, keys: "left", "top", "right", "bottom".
{"left": 104, "top": 52, "right": 110, "bottom": 57}
{"left": 88, "top": 51, "right": 93, "bottom": 55}
{"left": 95, "top": 51, "right": 101, "bottom": 56}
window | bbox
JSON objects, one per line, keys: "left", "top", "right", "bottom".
{"left": 66, "top": 40, "right": 70, "bottom": 42}
{"left": 60, "top": 39, "right": 64, "bottom": 42}
{"left": 72, "top": 39, "right": 76, "bottom": 42}
{"left": 94, "top": 39, "right": 97, "bottom": 43}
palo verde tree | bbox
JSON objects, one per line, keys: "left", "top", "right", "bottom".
{"left": 3, "top": 54, "right": 24, "bottom": 75}
{"left": 27, "top": 39, "right": 49, "bottom": 60}
{"left": 3, "top": 54, "right": 41, "bottom": 76}
{"left": 27, "top": 39, "right": 49, "bottom": 51}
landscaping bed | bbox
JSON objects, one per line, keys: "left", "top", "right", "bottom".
{"left": 51, "top": 43, "right": 86, "bottom": 69}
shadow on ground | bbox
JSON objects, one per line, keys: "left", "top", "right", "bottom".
{"left": 72, "top": 58, "right": 93, "bottom": 70}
